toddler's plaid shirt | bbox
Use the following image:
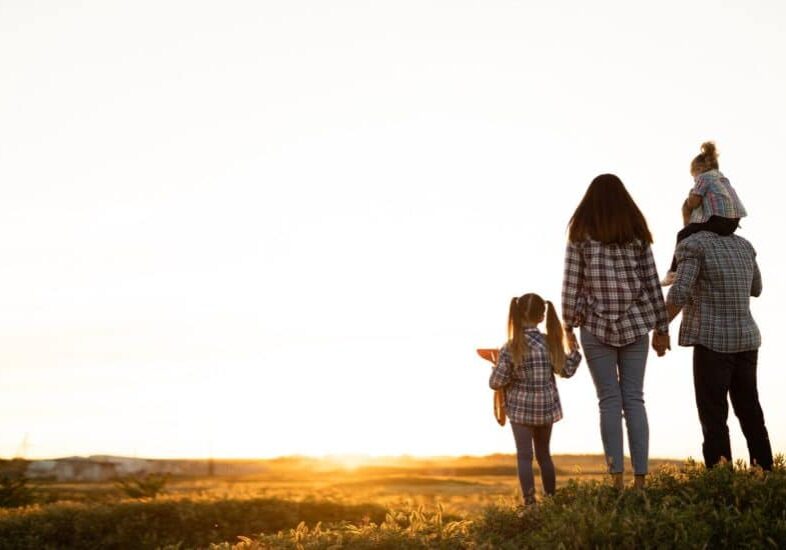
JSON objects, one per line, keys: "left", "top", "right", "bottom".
{"left": 689, "top": 169, "right": 747, "bottom": 224}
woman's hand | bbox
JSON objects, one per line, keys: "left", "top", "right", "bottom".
{"left": 652, "top": 332, "right": 671, "bottom": 357}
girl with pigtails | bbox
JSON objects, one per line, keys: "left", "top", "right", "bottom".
{"left": 489, "top": 293, "right": 582, "bottom": 505}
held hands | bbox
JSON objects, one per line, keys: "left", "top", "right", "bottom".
{"left": 652, "top": 332, "right": 671, "bottom": 357}
{"left": 565, "top": 328, "right": 580, "bottom": 352}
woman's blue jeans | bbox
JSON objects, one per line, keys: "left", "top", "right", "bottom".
{"left": 580, "top": 328, "right": 650, "bottom": 475}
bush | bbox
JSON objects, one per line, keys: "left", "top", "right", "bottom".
{"left": 218, "top": 458, "right": 786, "bottom": 549}
{"left": 0, "top": 497, "right": 387, "bottom": 549}
{"left": 3, "top": 458, "right": 786, "bottom": 549}
{"left": 115, "top": 474, "right": 169, "bottom": 499}
{"left": 0, "top": 475, "right": 34, "bottom": 509}
{"left": 210, "top": 506, "right": 474, "bottom": 550}
{"left": 472, "top": 457, "right": 786, "bottom": 549}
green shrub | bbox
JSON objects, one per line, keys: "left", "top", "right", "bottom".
{"left": 0, "top": 497, "right": 387, "bottom": 549}
{"left": 114, "top": 474, "right": 170, "bottom": 499}
{"left": 210, "top": 505, "right": 474, "bottom": 550}
{"left": 217, "top": 458, "right": 786, "bottom": 549}
{"left": 3, "top": 459, "right": 786, "bottom": 549}
{"left": 472, "top": 457, "right": 786, "bottom": 549}
{"left": 0, "top": 475, "right": 34, "bottom": 509}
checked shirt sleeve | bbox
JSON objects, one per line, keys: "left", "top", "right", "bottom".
{"left": 752, "top": 254, "right": 763, "bottom": 298}
{"left": 489, "top": 345, "right": 512, "bottom": 390}
{"left": 667, "top": 240, "right": 701, "bottom": 309}
{"left": 640, "top": 244, "right": 669, "bottom": 334}
{"left": 561, "top": 241, "right": 584, "bottom": 328}
{"left": 691, "top": 175, "right": 709, "bottom": 196}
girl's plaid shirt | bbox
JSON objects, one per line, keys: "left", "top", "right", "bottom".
{"left": 489, "top": 328, "right": 581, "bottom": 426}
{"left": 562, "top": 239, "right": 669, "bottom": 347}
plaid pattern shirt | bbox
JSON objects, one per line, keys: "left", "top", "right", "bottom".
{"left": 666, "top": 232, "right": 761, "bottom": 353}
{"left": 562, "top": 239, "right": 669, "bottom": 347}
{"left": 489, "top": 328, "right": 582, "bottom": 426}
{"left": 689, "top": 170, "right": 747, "bottom": 223}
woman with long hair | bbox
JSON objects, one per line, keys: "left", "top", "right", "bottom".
{"left": 561, "top": 174, "right": 670, "bottom": 489}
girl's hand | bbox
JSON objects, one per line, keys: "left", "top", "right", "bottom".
{"left": 566, "top": 331, "right": 579, "bottom": 352}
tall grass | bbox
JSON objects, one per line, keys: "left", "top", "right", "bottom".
{"left": 2, "top": 458, "right": 785, "bottom": 549}
{"left": 210, "top": 506, "right": 473, "bottom": 550}
{"left": 475, "top": 458, "right": 786, "bottom": 549}
{"left": 0, "top": 497, "right": 387, "bottom": 549}
{"left": 215, "top": 458, "right": 786, "bottom": 549}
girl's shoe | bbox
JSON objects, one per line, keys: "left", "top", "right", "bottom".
{"left": 634, "top": 474, "right": 646, "bottom": 490}
{"left": 611, "top": 472, "right": 624, "bottom": 490}
{"left": 660, "top": 271, "right": 677, "bottom": 286}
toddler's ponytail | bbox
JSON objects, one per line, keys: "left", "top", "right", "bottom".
{"left": 692, "top": 140, "right": 720, "bottom": 174}
{"left": 700, "top": 141, "right": 718, "bottom": 165}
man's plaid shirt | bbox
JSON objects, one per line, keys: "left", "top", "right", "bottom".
{"left": 489, "top": 328, "right": 582, "bottom": 426}
{"left": 666, "top": 232, "right": 762, "bottom": 353}
{"left": 562, "top": 239, "right": 669, "bottom": 347}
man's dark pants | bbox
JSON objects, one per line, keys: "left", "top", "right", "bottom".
{"left": 693, "top": 345, "right": 773, "bottom": 470}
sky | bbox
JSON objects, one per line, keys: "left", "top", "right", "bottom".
{"left": 1, "top": 0, "right": 785, "bottom": 461}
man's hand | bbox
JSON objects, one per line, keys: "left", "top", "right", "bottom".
{"left": 652, "top": 332, "right": 671, "bottom": 357}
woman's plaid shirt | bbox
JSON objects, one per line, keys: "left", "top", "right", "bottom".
{"left": 562, "top": 239, "right": 670, "bottom": 347}
{"left": 666, "top": 232, "right": 762, "bottom": 353}
{"left": 489, "top": 328, "right": 582, "bottom": 426}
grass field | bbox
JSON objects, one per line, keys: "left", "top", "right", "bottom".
{"left": 1, "top": 454, "right": 785, "bottom": 549}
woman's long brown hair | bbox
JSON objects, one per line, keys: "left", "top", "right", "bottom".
{"left": 568, "top": 174, "right": 653, "bottom": 245}
{"left": 507, "top": 293, "right": 567, "bottom": 375}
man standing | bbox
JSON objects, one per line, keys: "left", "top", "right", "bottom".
{"left": 666, "top": 231, "right": 773, "bottom": 470}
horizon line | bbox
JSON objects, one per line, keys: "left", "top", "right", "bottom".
{"left": 4, "top": 451, "right": 694, "bottom": 463}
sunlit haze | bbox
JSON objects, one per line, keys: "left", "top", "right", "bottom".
{"left": 1, "top": 0, "right": 785, "bottom": 461}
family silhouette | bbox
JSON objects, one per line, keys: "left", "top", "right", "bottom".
{"left": 482, "top": 141, "right": 772, "bottom": 504}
